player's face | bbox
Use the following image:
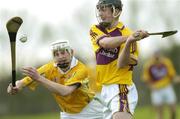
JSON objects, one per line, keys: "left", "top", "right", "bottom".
{"left": 154, "top": 52, "right": 161, "bottom": 61}
{"left": 96, "top": 5, "right": 114, "bottom": 24}
{"left": 53, "top": 49, "right": 72, "bottom": 69}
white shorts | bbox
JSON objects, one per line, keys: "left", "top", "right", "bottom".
{"left": 151, "top": 85, "right": 176, "bottom": 106}
{"left": 99, "top": 83, "right": 138, "bottom": 119}
{"left": 60, "top": 95, "right": 103, "bottom": 119}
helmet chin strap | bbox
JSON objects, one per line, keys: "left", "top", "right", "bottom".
{"left": 99, "top": 22, "right": 111, "bottom": 28}
{"left": 112, "top": 6, "right": 121, "bottom": 18}
{"left": 56, "top": 55, "right": 73, "bottom": 72}
{"left": 57, "top": 63, "right": 70, "bottom": 69}
{"left": 99, "top": 19, "right": 118, "bottom": 29}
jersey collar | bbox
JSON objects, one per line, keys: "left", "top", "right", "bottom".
{"left": 107, "top": 21, "right": 124, "bottom": 32}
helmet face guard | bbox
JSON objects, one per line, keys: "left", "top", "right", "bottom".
{"left": 96, "top": 4, "right": 113, "bottom": 28}
{"left": 51, "top": 40, "right": 72, "bottom": 69}
{"left": 97, "top": 0, "right": 123, "bottom": 10}
{"left": 51, "top": 40, "right": 71, "bottom": 57}
{"left": 96, "top": 0, "right": 123, "bottom": 28}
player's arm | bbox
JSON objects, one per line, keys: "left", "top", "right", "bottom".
{"left": 34, "top": 76, "right": 79, "bottom": 96}
{"left": 165, "top": 59, "right": 180, "bottom": 83}
{"left": 90, "top": 26, "right": 128, "bottom": 49}
{"left": 7, "top": 80, "right": 26, "bottom": 95}
{"left": 7, "top": 77, "right": 38, "bottom": 95}
{"left": 98, "top": 36, "right": 128, "bottom": 48}
{"left": 173, "top": 75, "right": 180, "bottom": 83}
{"left": 141, "top": 61, "right": 155, "bottom": 89}
{"left": 166, "top": 59, "right": 176, "bottom": 79}
{"left": 117, "top": 30, "right": 149, "bottom": 68}
{"left": 22, "top": 67, "right": 79, "bottom": 96}
{"left": 117, "top": 35, "right": 136, "bottom": 68}
{"left": 7, "top": 63, "right": 50, "bottom": 95}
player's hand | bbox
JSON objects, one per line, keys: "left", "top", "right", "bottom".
{"left": 173, "top": 75, "right": 180, "bottom": 84}
{"left": 22, "top": 67, "right": 41, "bottom": 82}
{"left": 7, "top": 83, "right": 19, "bottom": 95}
{"left": 127, "top": 30, "right": 149, "bottom": 43}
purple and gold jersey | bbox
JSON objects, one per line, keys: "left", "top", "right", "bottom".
{"left": 143, "top": 57, "right": 176, "bottom": 89}
{"left": 89, "top": 22, "right": 138, "bottom": 85}
{"left": 22, "top": 60, "right": 94, "bottom": 113}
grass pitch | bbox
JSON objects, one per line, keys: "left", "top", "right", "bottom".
{"left": 1, "top": 105, "right": 180, "bottom": 119}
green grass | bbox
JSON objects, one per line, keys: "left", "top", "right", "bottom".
{"left": 0, "top": 113, "right": 59, "bottom": 119}
{"left": 1, "top": 105, "right": 180, "bottom": 119}
{"left": 134, "top": 105, "right": 180, "bottom": 119}
{"left": 134, "top": 106, "right": 155, "bottom": 119}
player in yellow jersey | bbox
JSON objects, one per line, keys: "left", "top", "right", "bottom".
{"left": 7, "top": 40, "right": 103, "bottom": 119}
{"left": 89, "top": 0, "right": 149, "bottom": 119}
{"left": 142, "top": 51, "right": 178, "bottom": 119}
{"left": 88, "top": 66, "right": 102, "bottom": 93}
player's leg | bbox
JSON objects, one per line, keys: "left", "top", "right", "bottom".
{"left": 151, "top": 89, "right": 164, "bottom": 119}
{"left": 154, "top": 105, "right": 163, "bottom": 119}
{"left": 102, "top": 84, "right": 138, "bottom": 119}
{"left": 60, "top": 97, "right": 103, "bottom": 119}
{"left": 84, "top": 97, "right": 104, "bottom": 119}
{"left": 168, "top": 103, "right": 176, "bottom": 119}
{"left": 164, "top": 85, "right": 177, "bottom": 119}
{"left": 112, "top": 112, "right": 132, "bottom": 119}
{"left": 112, "top": 84, "right": 138, "bottom": 119}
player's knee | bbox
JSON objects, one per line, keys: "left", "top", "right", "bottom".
{"left": 112, "top": 112, "right": 132, "bottom": 119}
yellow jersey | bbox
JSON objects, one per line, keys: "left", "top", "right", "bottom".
{"left": 89, "top": 22, "right": 138, "bottom": 85}
{"left": 22, "top": 59, "right": 94, "bottom": 114}
{"left": 87, "top": 66, "right": 102, "bottom": 93}
{"left": 142, "top": 57, "right": 176, "bottom": 89}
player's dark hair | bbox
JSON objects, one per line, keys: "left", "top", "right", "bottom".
{"left": 97, "top": 0, "right": 123, "bottom": 11}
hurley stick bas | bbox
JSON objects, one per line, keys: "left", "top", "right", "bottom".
{"left": 6, "top": 16, "right": 23, "bottom": 87}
